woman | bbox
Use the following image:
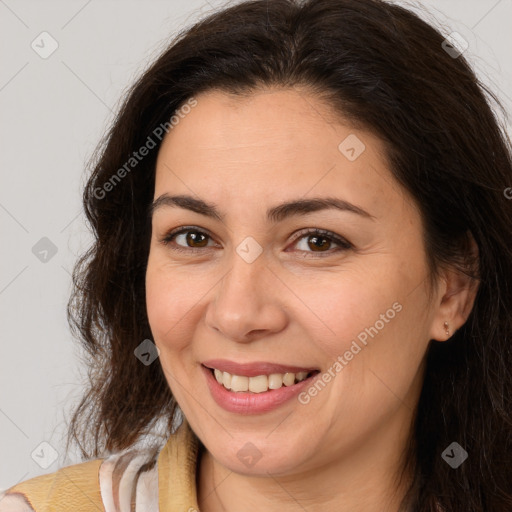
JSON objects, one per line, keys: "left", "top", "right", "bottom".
{"left": 1, "top": 0, "right": 511, "bottom": 511}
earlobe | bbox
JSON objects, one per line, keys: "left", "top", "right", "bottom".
{"left": 429, "top": 314, "right": 454, "bottom": 343}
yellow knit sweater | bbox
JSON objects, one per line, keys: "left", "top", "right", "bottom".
{"left": 0, "top": 417, "right": 201, "bottom": 512}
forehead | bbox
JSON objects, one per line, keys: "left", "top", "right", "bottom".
{"left": 153, "top": 88, "right": 407, "bottom": 220}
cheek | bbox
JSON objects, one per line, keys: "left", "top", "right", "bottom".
{"left": 297, "top": 261, "right": 429, "bottom": 393}
{"left": 145, "top": 256, "right": 202, "bottom": 350}
{"left": 292, "top": 267, "right": 403, "bottom": 358}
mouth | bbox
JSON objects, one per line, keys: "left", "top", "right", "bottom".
{"left": 202, "top": 363, "right": 321, "bottom": 394}
{"left": 201, "top": 362, "right": 322, "bottom": 414}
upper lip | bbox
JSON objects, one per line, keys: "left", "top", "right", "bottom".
{"left": 202, "top": 359, "right": 320, "bottom": 377}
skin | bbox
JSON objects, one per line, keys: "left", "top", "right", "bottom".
{"left": 145, "top": 87, "right": 478, "bottom": 512}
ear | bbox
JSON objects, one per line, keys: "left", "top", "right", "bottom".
{"left": 428, "top": 233, "right": 480, "bottom": 342}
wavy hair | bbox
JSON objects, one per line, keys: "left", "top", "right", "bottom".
{"left": 65, "top": 1, "right": 512, "bottom": 510}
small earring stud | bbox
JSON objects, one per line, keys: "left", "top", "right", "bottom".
{"left": 444, "top": 321, "right": 450, "bottom": 336}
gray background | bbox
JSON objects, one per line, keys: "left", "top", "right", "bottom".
{"left": 1, "top": 0, "right": 511, "bottom": 491}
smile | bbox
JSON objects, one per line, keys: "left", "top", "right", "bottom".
{"left": 201, "top": 362, "right": 321, "bottom": 414}
{"left": 210, "top": 367, "right": 315, "bottom": 393}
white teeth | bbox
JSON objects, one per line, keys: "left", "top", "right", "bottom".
{"left": 268, "top": 373, "right": 283, "bottom": 389}
{"left": 222, "top": 371, "right": 232, "bottom": 390}
{"left": 211, "top": 368, "right": 311, "bottom": 393}
{"left": 230, "top": 375, "right": 249, "bottom": 392}
{"left": 283, "top": 372, "right": 295, "bottom": 386}
{"left": 249, "top": 374, "right": 268, "bottom": 393}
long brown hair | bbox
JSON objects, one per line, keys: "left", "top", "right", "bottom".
{"left": 65, "top": 1, "right": 512, "bottom": 510}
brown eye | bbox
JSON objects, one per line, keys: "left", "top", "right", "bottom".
{"left": 160, "top": 226, "right": 352, "bottom": 257}
{"left": 183, "top": 230, "right": 209, "bottom": 248}
{"left": 291, "top": 228, "right": 353, "bottom": 257}
{"left": 305, "top": 234, "right": 331, "bottom": 252}
{"left": 160, "top": 227, "right": 215, "bottom": 252}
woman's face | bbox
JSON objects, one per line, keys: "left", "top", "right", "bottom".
{"left": 145, "top": 88, "right": 442, "bottom": 477}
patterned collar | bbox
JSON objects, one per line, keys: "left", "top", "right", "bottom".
{"left": 0, "top": 417, "right": 202, "bottom": 512}
{"left": 98, "top": 417, "right": 202, "bottom": 512}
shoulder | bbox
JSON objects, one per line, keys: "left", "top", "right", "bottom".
{"left": 0, "top": 458, "right": 103, "bottom": 512}
{"left": 0, "top": 446, "right": 159, "bottom": 512}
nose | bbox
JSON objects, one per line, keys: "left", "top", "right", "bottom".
{"left": 204, "top": 249, "right": 288, "bottom": 343}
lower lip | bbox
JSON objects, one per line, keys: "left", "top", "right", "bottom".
{"left": 201, "top": 364, "right": 319, "bottom": 415}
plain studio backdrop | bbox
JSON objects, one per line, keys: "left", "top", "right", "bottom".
{"left": 0, "top": 0, "right": 511, "bottom": 491}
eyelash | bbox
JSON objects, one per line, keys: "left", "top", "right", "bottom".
{"left": 159, "top": 226, "right": 353, "bottom": 257}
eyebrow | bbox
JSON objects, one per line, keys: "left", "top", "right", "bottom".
{"left": 149, "top": 193, "right": 376, "bottom": 223}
